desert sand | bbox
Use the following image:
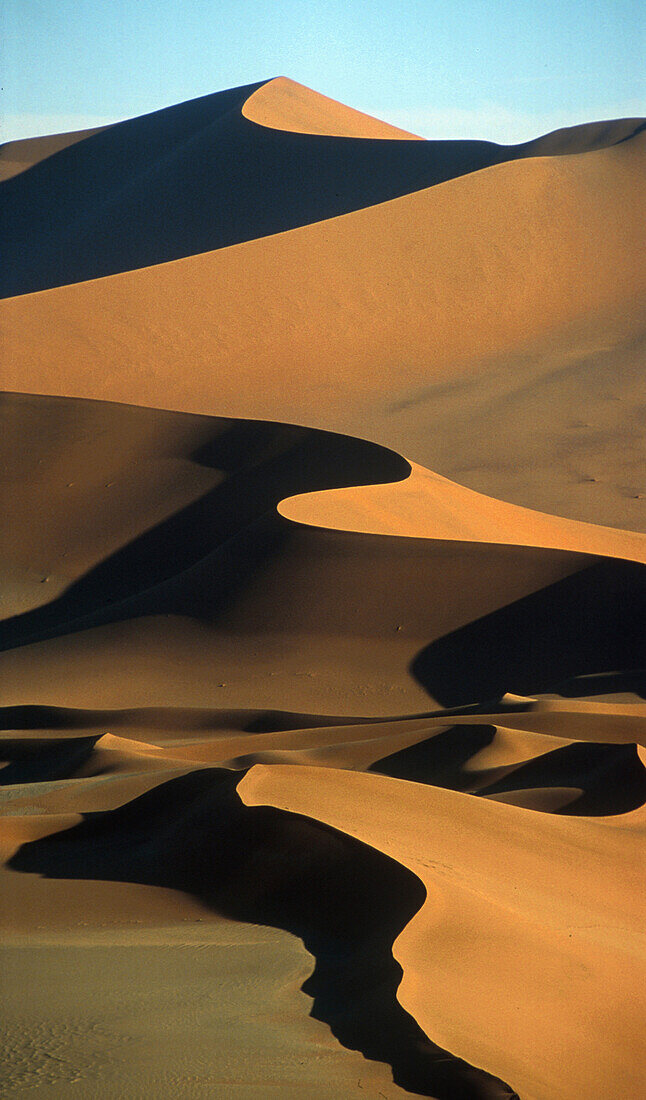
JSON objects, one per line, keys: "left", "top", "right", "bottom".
{"left": 1, "top": 77, "right": 644, "bottom": 1099}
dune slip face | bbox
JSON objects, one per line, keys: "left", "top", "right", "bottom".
{"left": 1, "top": 79, "right": 645, "bottom": 1100}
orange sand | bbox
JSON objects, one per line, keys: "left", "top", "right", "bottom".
{"left": 1, "top": 79, "right": 644, "bottom": 1099}
{"left": 243, "top": 76, "right": 422, "bottom": 138}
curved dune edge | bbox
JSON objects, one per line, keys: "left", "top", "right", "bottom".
{"left": 519, "top": 117, "right": 645, "bottom": 158}
{"left": 6, "top": 388, "right": 643, "bottom": 643}
{"left": 242, "top": 76, "right": 422, "bottom": 139}
{"left": 3, "top": 699, "right": 643, "bottom": 1093}
{"left": 2, "top": 129, "right": 643, "bottom": 534}
{"left": 238, "top": 762, "right": 645, "bottom": 1100}
{"left": 278, "top": 460, "right": 646, "bottom": 564}
{"left": 244, "top": 79, "right": 643, "bottom": 151}
{"left": 9, "top": 394, "right": 638, "bottom": 722}
{"left": 5, "top": 79, "right": 516, "bottom": 300}
{"left": 0, "top": 125, "right": 111, "bottom": 182}
{"left": 3, "top": 82, "right": 645, "bottom": 1100}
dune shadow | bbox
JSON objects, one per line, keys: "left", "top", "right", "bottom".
{"left": 7, "top": 84, "right": 641, "bottom": 299}
{"left": 369, "top": 725, "right": 646, "bottom": 816}
{"left": 371, "top": 724, "right": 496, "bottom": 787}
{"left": 476, "top": 740, "right": 646, "bottom": 815}
{"left": 544, "top": 669, "right": 646, "bottom": 700}
{"left": 9, "top": 768, "right": 518, "bottom": 1098}
{"left": 0, "top": 703, "right": 372, "bottom": 735}
{"left": 0, "top": 80, "right": 521, "bottom": 298}
{"left": 412, "top": 559, "right": 646, "bottom": 708}
{"left": 0, "top": 417, "right": 409, "bottom": 653}
{"left": 0, "top": 735, "right": 99, "bottom": 786}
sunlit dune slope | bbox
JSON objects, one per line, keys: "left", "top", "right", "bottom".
{"left": 4, "top": 396, "right": 644, "bottom": 718}
{"left": 239, "top": 762, "right": 645, "bottom": 1100}
{"left": 2, "top": 77, "right": 645, "bottom": 1100}
{"left": 1, "top": 77, "right": 518, "bottom": 297}
{"left": 242, "top": 76, "right": 422, "bottom": 138}
{"left": 0, "top": 125, "right": 111, "bottom": 182}
{"left": 280, "top": 461, "right": 646, "bottom": 564}
{"left": 3, "top": 124, "right": 643, "bottom": 526}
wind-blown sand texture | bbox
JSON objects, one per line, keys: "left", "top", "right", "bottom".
{"left": 1, "top": 77, "right": 644, "bottom": 1099}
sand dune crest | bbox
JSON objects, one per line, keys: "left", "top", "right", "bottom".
{"left": 2, "top": 78, "right": 644, "bottom": 1099}
{"left": 243, "top": 76, "right": 422, "bottom": 138}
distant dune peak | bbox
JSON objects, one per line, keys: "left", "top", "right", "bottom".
{"left": 1, "top": 60, "right": 645, "bottom": 1100}
{"left": 242, "top": 75, "right": 423, "bottom": 139}
{"left": 519, "top": 116, "right": 646, "bottom": 157}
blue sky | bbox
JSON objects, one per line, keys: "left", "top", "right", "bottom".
{"left": 3, "top": 0, "right": 644, "bottom": 143}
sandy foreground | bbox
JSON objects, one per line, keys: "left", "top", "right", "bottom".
{"left": 1, "top": 78, "right": 645, "bottom": 1099}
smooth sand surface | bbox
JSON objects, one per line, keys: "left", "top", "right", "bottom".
{"left": 1, "top": 77, "right": 520, "bottom": 299}
{"left": 280, "top": 460, "right": 646, "bottom": 563}
{"left": 239, "top": 763, "right": 645, "bottom": 1100}
{"left": 243, "top": 76, "right": 422, "bottom": 138}
{"left": 518, "top": 117, "right": 645, "bottom": 157}
{"left": 2, "top": 931, "right": 421, "bottom": 1099}
{"left": 1, "top": 79, "right": 644, "bottom": 1099}
{"left": 0, "top": 125, "right": 110, "bottom": 182}
{"left": 2, "top": 120, "right": 643, "bottom": 527}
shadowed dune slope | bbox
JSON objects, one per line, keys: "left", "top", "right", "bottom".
{"left": 1, "top": 77, "right": 512, "bottom": 298}
{"left": 2, "top": 123, "right": 643, "bottom": 527}
{"left": 3, "top": 77, "right": 642, "bottom": 298}
{"left": 2, "top": 78, "right": 645, "bottom": 1100}
{"left": 0, "top": 125, "right": 111, "bottom": 182}
{"left": 239, "top": 764, "right": 645, "bottom": 1100}
{"left": 2, "top": 418, "right": 644, "bottom": 1097}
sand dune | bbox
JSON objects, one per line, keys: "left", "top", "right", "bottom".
{"left": 1, "top": 77, "right": 514, "bottom": 298}
{"left": 0, "top": 125, "right": 111, "bottom": 182}
{"left": 2, "top": 109, "right": 643, "bottom": 527}
{"left": 243, "top": 75, "right": 422, "bottom": 138}
{"left": 280, "top": 460, "right": 646, "bottom": 562}
{"left": 4, "top": 77, "right": 642, "bottom": 301}
{"left": 239, "top": 763, "right": 645, "bottom": 1100}
{"left": 245, "top": 77, "right": 644, "bottom": 154}
{"left": 518, "top": 117, "right": 645, "bottom": 157}
{"left": 1, "top": 79, "right": 644, "bottom": 1098}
